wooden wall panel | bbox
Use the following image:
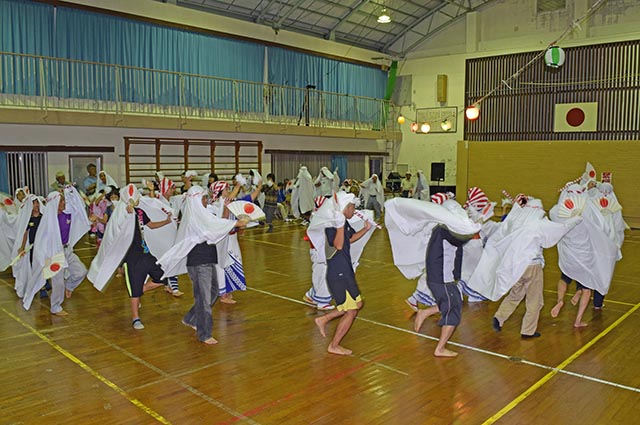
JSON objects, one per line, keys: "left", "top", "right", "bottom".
{"left": 456, "top": 140, "right": 640, "bottom": 227}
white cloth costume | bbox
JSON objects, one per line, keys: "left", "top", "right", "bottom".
{"left": 291, "top": 166, "right": 314, "bottom": 218}
{"left": 385, "top": 198, "right": 481, "bottom": 307}
{"left": 360, "top": 175, "right": 385, "bottom": 211}
{"left": 88, "top": 184, "right": 140, "bottom": 292}
{"left": 8, "top": 195, "right": 45, "bottom": 299}
{"left": 97, "top": 171, "right": 118, "bottom": 193}
{"left": 199, "top": 195, "right": 246, "bottom": 296}
{"left": 22, "top": 187, "right": 91, "bottom": 312}
{"left": 315, "top": 167, "right": 339, "bottom": 197}
{"left": 138, "top": 196, "right": 178, "bottom": 261}
{"left": 304, "top": 193, "right": 377, "bottom": 306}
{"left": 413, "top": 170, "right": 430, "bottom": 201}
{"left": 0, "top": 192, "right": 22, "bottom": 271}
{"left": 549, "top": 183, "right": 621, "bottom": 295}
{"left": 156, "top": 186, "right": 237, "bottom": 279}
{"left": 468, "top": 200, "right": 580, "bottom": 301}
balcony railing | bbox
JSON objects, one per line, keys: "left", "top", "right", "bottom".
{"left": 0, "top": 51, "right": 396, "bottom": 133}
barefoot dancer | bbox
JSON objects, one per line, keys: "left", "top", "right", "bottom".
{"left": 313, "top": 192, "right": 371, "bottom": 356}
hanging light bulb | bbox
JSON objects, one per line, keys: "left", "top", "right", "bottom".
{"left": 465, "top": 105, "right": 480, "bottom": 120}
{"left": 377, "top": 8, "right": 391, "bottom": 24}
{"left": 410, "top": 122, "right": 418, "bottom": 132}
{"left": 420, "top": 123, "right": 431, "bottom": 133}
{"left": 440, "top": 119, "right": 452, "bottom": 131}
{"left": 397, "top": 115, "right": 405, "bottom": 124}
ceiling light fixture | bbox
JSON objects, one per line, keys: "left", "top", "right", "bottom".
{"left": 377, "top": 8, "right": 391, "bottom": 24}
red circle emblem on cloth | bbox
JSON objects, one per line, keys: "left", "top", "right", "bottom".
{"left": 566, "top": 108, "right": 585, "bottom": 127}
{"left": 564, "top": 199, "right": 574, "bottom": 209}
{"left": 50, "top": 263, "right": 61, "bottom": 272}
{"left": 128, "top": 185, "right": 135, "bottom": 197}
{"left": 589, "top": 170, "right": 596, "bottom": 178}
{"left": 600, "top": 198, "right": 609, "bottom": 208}
{"left": 4, "top": 198, "right": 13, "bottom": 205}
{"left": 244, "top": 204, "right": 255, "bottom": 214}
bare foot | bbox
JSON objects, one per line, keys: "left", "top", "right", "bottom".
{"left": 574, "top": 322, "right": 589, "bottom": 328}
{"left": 328, "top": 345, "right": 352, "bottom": 356}
{"left": 414, "top": 307, "right": 438, "bottom": 332}
{"left": 550, "top": 300, "right": 564, "bottom": 318}
{"left": 314, "top": 316, "right": 327, "bottom": 337}
{"left": 65, "top": 289, "right": 73, "bottom": 299}
{"left": 52, "top": 310, "right": 69, "bottom": 316}
{"left": 220, "top": 294, "right": 237, "bottom": 304}
{"left": 203, "top": 337, "right": 218, "bottom": 345}
{"left": 143, "top": 282, "right": 164, "bottom": 293}
{"left": 571, "top": 291, "right": 581, "bottom": 306}
{"left": 116, "top": 267, "right": 124, "bottom": 278}
{"left": 434, "top": 348, "right": 458, "bottom": 357}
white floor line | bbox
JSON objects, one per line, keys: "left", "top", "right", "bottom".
{"left": 248, "top": 286, "right": 640, "bottom": 394}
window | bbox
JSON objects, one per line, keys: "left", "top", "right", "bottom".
{"left": 537, "top": 0, "right": 566, "bottom": 13}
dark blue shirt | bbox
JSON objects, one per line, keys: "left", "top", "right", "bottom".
{"left": 325, "top": 222, "right": 356, "bottom": 280}
{"left": 425, "top": 226, "right": 467, "bottom": 285}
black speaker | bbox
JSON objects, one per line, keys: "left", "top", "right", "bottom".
{"left": 431, "top": 162, "right": 445, "bottom": 181}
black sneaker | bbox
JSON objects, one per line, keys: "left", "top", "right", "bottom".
{"left": 492, "top": 317, "right": 502, "bottom": 332}
{"left": 521, "top": 332, "right": 541, "bottom": 339}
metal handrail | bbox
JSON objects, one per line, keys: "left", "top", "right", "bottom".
{"left": 0, "top": 51, "right": 395, "bottom": 133}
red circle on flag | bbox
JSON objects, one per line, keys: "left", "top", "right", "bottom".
{"left": 589, "top": 170, "right": 596, "bottom": 178}
{"left": 600, "top": 198, "right": 609, "bottom": 208}
{"left": 566, "top": 108, "right": 585, "bottom": 127}
{"left": 243, "top": 204, "right": 255, "bottom": 214}
{"left": 564, "top": 199, "right": 574, "bottom": 209}
{"left": 4, "top": 198, "right": 13, "bottom": 205}
{"left": 50, "top": 263, "right": 61, "bottom": 272}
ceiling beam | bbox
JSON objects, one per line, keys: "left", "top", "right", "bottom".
{"left": 273, "top": 0, "right": 307, "bottom": 29}
{"left": 326, "top": 0, "right": 371, "bottom": 39}
{"left": 401, "top": 0, "right": 496, "bottom": 55}
{"left": 255, "top": 0, "right": 279, "bottom": 24}
{"left": 381, "top": 2, "right": 450, "bottom": 52}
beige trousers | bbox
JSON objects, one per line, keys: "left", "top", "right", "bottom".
{"left": 494, "top": 264, "right": 544, "bottom": 336}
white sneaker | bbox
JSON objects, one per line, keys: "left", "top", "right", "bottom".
{"left": 405, "top": 298, "right": 418, "bottom": 312}
{"left": 132, "top": 319, "right": 145, "bottom": 330}
{"left": 317, "top": 304, "right": 335, "bottom": 311}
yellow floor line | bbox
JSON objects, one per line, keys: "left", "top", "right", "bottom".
{"left": 1, "top": 308, "right": 172, "bottom": 425}
{"left": 482, "top": 301, "right": 640, "bottom": 424}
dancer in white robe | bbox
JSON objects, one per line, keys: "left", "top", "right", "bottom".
{"left": 291, "top": 166, "right": 314, "bottom": 223}
{"left": 8, "top": 195, "right": 45, "bottom": 299}
{"left": 303, "top": 199, "right": 377, "bottom": 310}
{"left": 157, "top": 186, "right": 241, "bottom": 344}
{"left": 21, "top": 187, "right": 92, "bottom": 314}
{"left": 468, "top": 198, "right": 581, "bottom": 338}
{"left": 88, "top": 184, "right": 173, "bottom": 329}
{"left": 360, "top": 174, "right": 384, "bottom": 219}
{"left": 138, "top": 178, "right": 183, "bottom": 296}
{"left": 385, "top": 197, "right": 481, "bottom": 356}
{"left": 413, "top": 170, "right": 430, "bottom": 201}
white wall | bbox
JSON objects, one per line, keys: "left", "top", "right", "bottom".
{"left": 395, "top": 0, "right": 640, "bottom": 186}
{"left": 0, "top": 123, "right": 382, "bottom": 189}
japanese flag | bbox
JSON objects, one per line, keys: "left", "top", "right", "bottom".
{"left": 554, "top": 102, "right": 598, "bottom": 132}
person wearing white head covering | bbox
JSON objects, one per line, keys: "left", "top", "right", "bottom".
{"left": 311, "top": 192, "right": 373, "bottom": 356}
{"left": 21, "top": 187, "right": 92, "bottom": 315}
{"left": 548, "top": 182, "right": 617, "bottom": 327}
{"left": 413, "top": 170, "right": 430, "bottom": 201}
{"left": 156, "top": 186, "right": 242, "bottom": 344}
{"left": 315, "top": 167, "right": 339, "bottom": 197}
{"left": 303, "top": 193, "right": 378, "bottom": 310}
{"left": 10, "top": 195, "right": 45, "bottom": 299}
{"left": 359, "top": 174, "right": 384, "bottom": 219}
{"left": 291, "top": 166, "right": 314, "bottom": 223}
{"left": 138, "top": 178, "right": 183, "bottom": 297}
{"left": 0, "top": 191, "right": 23, "bottom": 271}
{"left": 468, "top": 198, "right": 581, "bottom": 339}
{"left": 87, "top": 184, "right": 173, "bottom": 330}
{"left": 385, "top": 197, "right": 481, "bottom": 357}
{"left": 97, "top": 170, "right": 118, "bottom": 194}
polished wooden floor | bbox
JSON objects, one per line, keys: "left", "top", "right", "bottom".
{"left": 1, "top": 222, "right": 639, "bottom": 424}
